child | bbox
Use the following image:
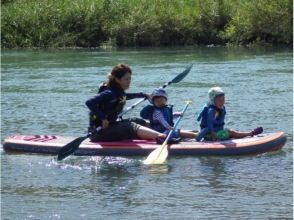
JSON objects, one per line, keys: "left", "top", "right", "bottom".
{"left": 140, "top": 88, "right": 197, "bottom": 143}
{"left": 196, "top": 86, "right": 263, "bottom": 142}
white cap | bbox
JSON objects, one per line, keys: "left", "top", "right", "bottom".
{"left": 208, "top": 87, "right": 225, "bottom": 104}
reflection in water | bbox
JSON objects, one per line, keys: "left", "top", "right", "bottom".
{"left": 142, "top": 163, "right": 171, "bottom": 175}
{"left": 198, "top": 157, "right": 228, "bottom": 189}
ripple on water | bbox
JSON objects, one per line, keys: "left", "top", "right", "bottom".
{"left": 1, "top": 48, "right": 292, "bottom": 219}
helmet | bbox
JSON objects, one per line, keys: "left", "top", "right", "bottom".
{"left": 208, "top": 87, "right": 225, "bottom": 103}
{"left": 151, "top": 88, "right": 168, "bottom": 102}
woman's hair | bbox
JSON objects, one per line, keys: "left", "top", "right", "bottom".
{"left": 106, "top": 64, "right": 132, "bottom": 88}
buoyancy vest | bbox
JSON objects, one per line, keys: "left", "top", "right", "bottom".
{"left": 89, "top": 84, "right": 126, "bottom": 130}
{"left": 140, "top": 104, "right": 174, "bottom": 132}
{"left": 197, "top": 104, "right": 226, "bottom": 131}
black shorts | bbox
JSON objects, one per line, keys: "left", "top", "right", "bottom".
{"left": 89, "top": 119, "right": 143, "bottom": 142}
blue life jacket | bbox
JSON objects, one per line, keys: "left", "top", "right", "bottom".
{"left": 197, "top": 104, "right": 226, "bottom": 131}
{"left": 140, "top": 104, "right": 174, "bottom": 133}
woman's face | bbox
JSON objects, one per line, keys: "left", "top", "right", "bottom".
{"left": 116, "top": 72, "right": 131, "bottom": 90}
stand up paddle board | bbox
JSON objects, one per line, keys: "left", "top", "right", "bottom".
{"left": 3, "top": 132, "right": 286, "bottom": 156}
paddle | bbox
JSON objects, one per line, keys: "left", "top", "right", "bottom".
{"left": 120, "top": 64, "right": 193, "bottom": 116}
{"left": 143, "top": 101, "right": 192, "bottom": 165}
{"left": 57, "top": 65, "right": 193, "bottom": 161}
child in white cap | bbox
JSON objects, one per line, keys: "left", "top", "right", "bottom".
{"left": 196, "top": 86, "right": 263, "bottom": 141}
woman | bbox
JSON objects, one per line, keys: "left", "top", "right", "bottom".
{"left": 86, "top": 64, "right": 166, "bottom": 142}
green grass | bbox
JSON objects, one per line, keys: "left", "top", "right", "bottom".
{"left": 1, "top": 0, "right": 292, "bottom": 48}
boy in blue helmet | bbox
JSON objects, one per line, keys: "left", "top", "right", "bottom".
{"left": 140, "top": 88, "right": 197, "bottom": 144}
{"left": 196, "top": 86, "right": 263, "bottom": 142}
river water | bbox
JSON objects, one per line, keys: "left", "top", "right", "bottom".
{"left": 1, "top": 47, "right": 293, "bottom": 219}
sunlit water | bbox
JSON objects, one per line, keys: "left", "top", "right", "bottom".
{"left": 1, "top": 47, "right": 293, "bottom": 219}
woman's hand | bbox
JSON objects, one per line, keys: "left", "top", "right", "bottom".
{"left": 101, "top": 119, "right": 109, "bottom": 129}
{"left": 145, "top": 93, "right": 152, "bottom": 102}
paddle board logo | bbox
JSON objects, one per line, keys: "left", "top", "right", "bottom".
{"left": 23, "top": 135, "right": 57, "bottom": 142}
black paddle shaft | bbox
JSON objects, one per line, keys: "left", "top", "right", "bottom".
{"left": 57, "top": 135, "right": 89, "bottom": 161}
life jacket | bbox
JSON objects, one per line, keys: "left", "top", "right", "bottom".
{"left": 89, "top": 83, "right": 126, "bottom": 130}
{"left": 196, "top": 104, "right": 226, "bottom": 131}
{"left": 140, "top": 104, "right": 174, "bottom": 132}
{"left": 97, "top": 82, "right": 108, "bottom": 93}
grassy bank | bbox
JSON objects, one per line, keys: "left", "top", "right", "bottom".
{"left": 1, "top": 0, "right": 293, "bottom": 48}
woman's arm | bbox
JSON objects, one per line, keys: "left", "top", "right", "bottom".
{"left": 126, "top": 92, "right": 148, "bottom": 100}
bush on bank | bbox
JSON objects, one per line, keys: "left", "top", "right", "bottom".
{"left": 1, "top": 0, "right": 292, "bottom": 48}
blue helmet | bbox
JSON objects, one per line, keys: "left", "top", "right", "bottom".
{"left": 151, "top": 88, "right": 168, "bottom": 102}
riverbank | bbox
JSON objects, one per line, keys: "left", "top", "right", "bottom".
{"left": 1, "top": 0, "right": 293, "bottom": 48}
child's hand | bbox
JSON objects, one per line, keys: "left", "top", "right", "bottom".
{"left": 173, "top": 112, "right": 183, "bottom": 117}
{"left": 167, "top": 126, "right": 174, "bottom": 130}
{"left": 145, "top": 93, "right": 152, "bottom": 102}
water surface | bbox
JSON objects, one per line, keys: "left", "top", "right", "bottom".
{"left": 1, "top": 47, "right": 293, "bottom": 219}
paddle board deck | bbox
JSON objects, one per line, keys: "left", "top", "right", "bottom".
{"left": 2, "top": 132, "right": 286, "bottom": 156}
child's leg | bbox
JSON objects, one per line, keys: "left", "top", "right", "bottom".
{"left": 229, "top": 127, "right": 263, "bottom": 139}
{"left": 179, "top": 130, "right": 198, "bottom": 139}
{"left": 229, "top": 129, "right": 252, "bottom": 139}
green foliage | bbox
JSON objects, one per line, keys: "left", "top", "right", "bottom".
{"left": 1, "top": 0, "right": 107, "bottom": 47}
{"left": 219, "top": 0, "right": 293, "bottom": 45}
{"left": 1, "top": 0, "right": 292, "bottom": 48}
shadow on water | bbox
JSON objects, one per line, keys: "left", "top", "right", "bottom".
{"left": 197, "top": 157, "right": 229, "bottom": 189}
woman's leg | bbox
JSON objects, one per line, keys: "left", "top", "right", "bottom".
{"left": 90, "top": 121, "right": 165, "bottom": 141}
{"left": 179, "top": 130, "right": 198, "bottom": 139}
{"left": 137, "top": 126, "right": 166, "bottom": 140}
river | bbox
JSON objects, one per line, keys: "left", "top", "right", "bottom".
{"left": 1, "top": 47, "right": 293, "bottom": 219}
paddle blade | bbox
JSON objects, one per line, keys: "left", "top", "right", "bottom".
{"left": 143, "top": 142, "right": 169, "bottom": 165}
{"left": 57, "top": 136, "right": 88, "bottom": 161}
{"left": 170, "top": 64, "right": 193, "bottom": 84}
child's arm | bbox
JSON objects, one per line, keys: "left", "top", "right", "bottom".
{"left": 196, "top": 108, "right": 216, "bottom": 141}
{"left": 196, "top": 127, "right": 208, "bottom": 141}
{"left": 173, "top": 111, "right": 183, "bottom": 117}
{"left": 207, "top": 109, "right": 217, "bottom": 140}
{"left": 207, "top": 108, "right": 216, "bottom": 132}
{"left": 153, "top": 109, "right": 173, "bottom": 130}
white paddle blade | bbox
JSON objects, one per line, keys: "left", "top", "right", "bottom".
{"left": 143, "top": 143, "right": 169, "bottom": 165}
